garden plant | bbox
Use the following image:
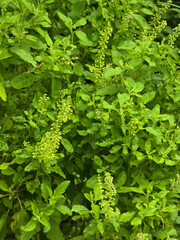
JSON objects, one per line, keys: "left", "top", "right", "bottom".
{"left": 0, "top": 0, "right": 180, "bottom": 239}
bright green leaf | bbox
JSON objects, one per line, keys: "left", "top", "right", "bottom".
{"left": 133, "top": 14, "right": 149, "bottom": 29}
{"left": 119, "top": 211, "right": 135, "bottom": 222}
{"left": 118, "top": 187, "right": 144, "bottom": 194}
{"left": 132, "top": 82, "right": 144, "bottom": 93}
{"left": 0, "top": 49, "right": 12, "bottom": 60}
{"left": 75, "top": 30, "right": 93, "bottom": 46}
{"left": 21, "top": 218, "right": 37, "bottom": 232}
{"left": 0, "top": 181, "right": 9, "bottom": 192}
{"left": 57, "top": 11, "right": 72, "bottom": 29}
{"left": 142, "top": 91, "right": 156, "bottom": 103}
{"left": 74, "top": 18, "right": 87, "bottom": 28}
{"left": 97, "top": 221, "right": 104, "bottom": 235}
{"left": 0, "top": 82, "right": 7, "bottom": 101}
{"left": 10, "top": 47, "right": 37, "bottom": 67}
{"left": 72, "top": 205, "right": 89, "bottom": 215}
{"left": 146, "top": 127, "right": 162, "bottom": 136}
{"left": 104, "top": 67, "right": 122, "bottom": 78}
{"left": 54, "top": 181, "right": 70, "bottom": 199}
{"left": 131, "top": 217, "right": 142, "bottom": 226}
{"left": 61, "top": 138, "right": 74, "bottom": 153}
{"left": 56, "top": 205, "right": 72, "bottom": 216}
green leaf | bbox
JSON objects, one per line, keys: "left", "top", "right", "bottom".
{"left": 132, "top": 82, "right": 144, "bottom": 93}
{"left": 57, "top": 11, "right": 72, "bottom": 29}
{"left": 86, "top": 175, "right": 98, "bottom": 189}
{"left": 110, "top": 145, "right": 121, "bottom": 154}
{"left": 61, "top": 138, "right": 74, "bottom": 153}
{"left": 0, "top": 140, "right": 9, "bottom": 151}
{"left": 134, "top": 151, "right": 145, "bottom": 161}
{"left": 117, "top": 93, "right": 130, "bottom": 106}
{"left": 29, "top": 120, "right": 38, "bottom": 128}
{"left": 118, "top": 40, "right": 136, "bottom": 50}
{"left": 26, "top": 179, "right": 40, "bottom": 194}
{"left": 2, "top": 166, "right": 15, "bottom": 175}
{"left": 52, "top": 78, "right": 62, "bottom": 98}
{"left": 77, "top": 130, "right": 88, "bottom": 136}
{"left": 142, "top": 91, "right": 156, "bottom": 103}
{"left": 34, "top": 27, "right": 53, "bottom": 47}
{"left": 151, "top": 104, "right": 160, "bottom": 119}
{"left": 144, "top": 56, "right": 156, "bottom": 67}
{"left": 75, "top": 30, "right": 93, "bottom": 46}
{"left": 11, "top": 73, "right": 35, "bottom": 89}
{"left": 145, "top": 139, "right": 151, "bottom": 153}
{"left": 146, "top": 127, "right": 162, "bottom": 136}
{"left": 119, "top": 211, "right": 135, "bottom": 222}
{"left": 74, "top": 62, "right": 84, "bottom": 76}
{"left": 0, "top": 181, "right": 9, "bottom": 192}
{"left": 97, "top": 221, "right": 104, "bottom": 235}
{"left": 104, "top": 67, "right": 122, "bottom": 78}
{"left": 0, "top": 163, "right": 10, "bottom": 170}
{"left": 21, "top": 218, "right": 37, "bottom": 232}
{"left": 118, "top": 187, "right": 144, "bottom": 194}
{"left": 116, "top": 171, "right": 126, "bottom": 187}
{"left": 12, "top": 116, "right": 27, "bottom": 123}
{"left": 159, "top": 114, "right": 175, "bottom": 127}
{"left": 133, "top": 14, "right": 149, "bottom": 29}
{"left": 19, "top": 0, "right": 33, "bottom": 9}
{"left": 79, "top": 91, "right": 91, "bottom": 101}
{"left": 140, "top": 8, "right": 154, "bottom": 15}
{"left": 96, "top": 84, "right": 118, "bottom": 96}
{"left": 41, "top": 183, "right": 52, "bottom": 201}
{"left": 0, "top": 83, "right": 7, "bottom": 101}
{"left": 31, "top": 202, "right": 39, "bottom": 217}
{"left": 39, "top": 216, "right": 50, "bottom": 228}
{"left": 10, "top": 47, "right": 37, "bottom": 67}
{"left": 94, "top": 155, "right": 102, "bottom": 167}
{"left": 54, "top": 181, "right": 70, "bottom": 199}
{"left": 0, "top": 49, "right": 12, "bottom": 60}
{"left": 176, "top": 216, "right": 180, "bottom": 224}
{"left": 83, "top": 220, "right": 98, "bottom": 237}
{"left": 131, "top": 217, "right": 142, "bottom": 226}
{"left": 102, "top": 153, "right": 120, "bottom": 163}
{"left": 74, "top": 18, "right": 87, "bottom": 28}
{"left": 102, "top": 7, "right": 109, "bottom": 20}
{"left": 26, "top": 35, "right": 39, "bottom": 42}
{"left": 46, "top": 212, "right": 64, "bottom": 240}
{"left": 50, "top": 166, "right": 66, "bottom": 178}
{"left": 56, "top": 205, "right": 72, "bottom": 215}
{"left": 72, "top": 205, "right": 89, "bottom": 215}
{"left": 0, "top": 214, "right": 6, "bottom": 232}
{"left": 25, "top": 162, "right": 39, "bottom": 172}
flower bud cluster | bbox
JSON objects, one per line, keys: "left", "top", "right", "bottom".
{"left": 170, "top": 174, "right": 180, "bottom": 192}
{"left": 90, "top": 20, "right": 113, "bottom": 87}
{"left": 168, "top": 24, "right": 180, "bottom": 49}
{"left": 36, "top": 96, "right": 72, "bottom": 163}
{"left": 149, "top": 1, "right": 171, "bottom": 41}
{"left": 98, "top": 172, "right": 119, "bottom": 220}
{"left": 136, "top": 233, "right": 149, "bottom": 240}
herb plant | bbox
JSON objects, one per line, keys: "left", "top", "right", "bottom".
{"left": 0, "top": 0, "right": 180, "bottom": 239}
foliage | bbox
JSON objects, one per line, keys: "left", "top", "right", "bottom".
{"left": 0, "top": 0, "right": 180, "bottom": 239}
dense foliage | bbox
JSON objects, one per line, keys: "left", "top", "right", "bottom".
{"left": 0, "top": 0, "right": 180, "bottom": 239}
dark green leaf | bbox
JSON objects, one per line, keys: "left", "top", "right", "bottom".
{"left": 11, "top": 73, "right": 35, "bottom": 89}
